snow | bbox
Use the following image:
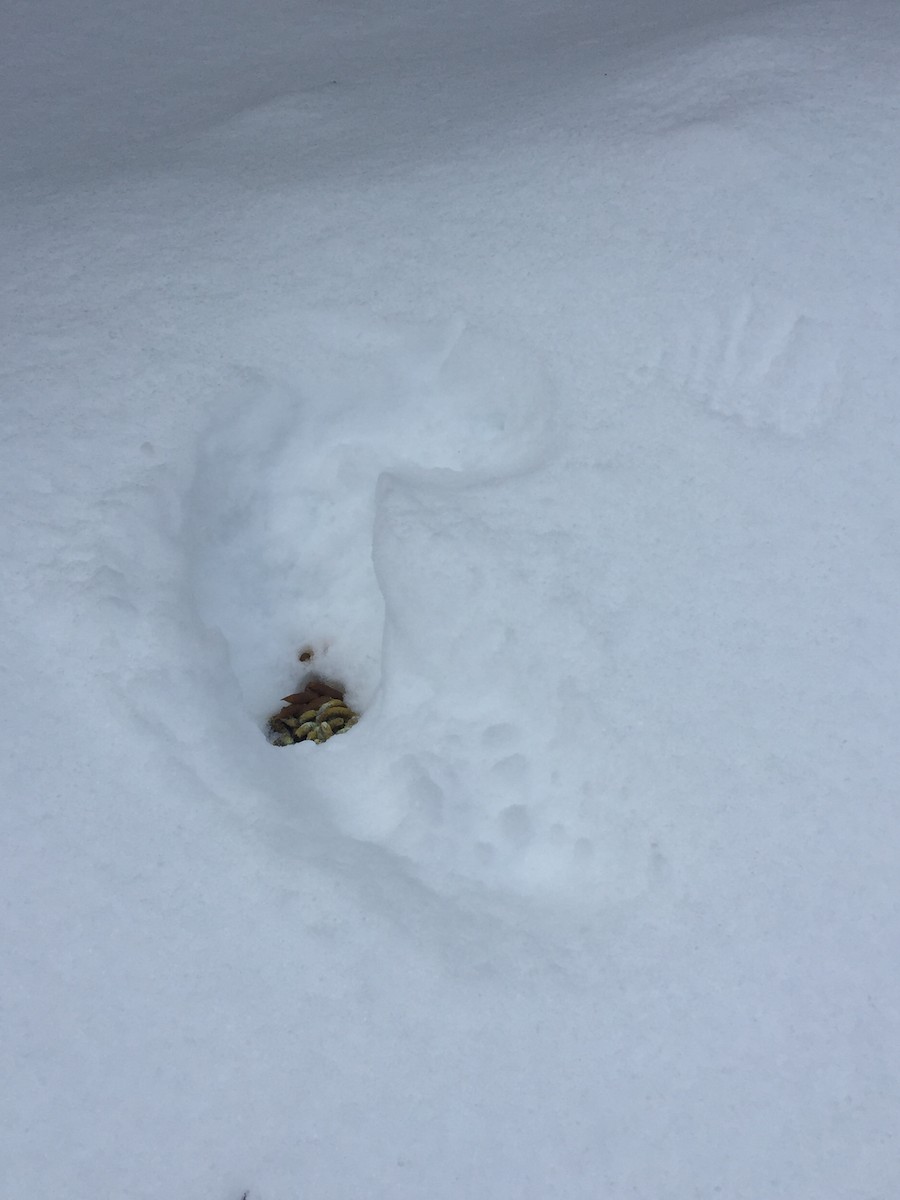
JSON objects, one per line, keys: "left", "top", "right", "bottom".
{"left": 3, "top": 0, "right": 900, "bottom": 1196}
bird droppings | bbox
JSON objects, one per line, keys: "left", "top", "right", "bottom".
{"left": 267, "top": 652, "right": 360, "bottom": 746}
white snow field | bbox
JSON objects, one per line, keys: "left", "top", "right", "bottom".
{"left": 3, "top": 0, "right": 900, "bottom": 1195}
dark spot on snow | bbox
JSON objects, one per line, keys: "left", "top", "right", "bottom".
{"left": 267, "top": 649, "right": 359, "bottom": 746}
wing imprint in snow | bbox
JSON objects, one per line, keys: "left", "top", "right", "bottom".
{"left": 667, "top": 291, "right": 844, "bottom": 437}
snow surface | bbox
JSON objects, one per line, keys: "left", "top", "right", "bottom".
{"left": 3, "top": 0, "right": 900, "bottom": 1196}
